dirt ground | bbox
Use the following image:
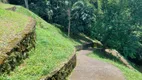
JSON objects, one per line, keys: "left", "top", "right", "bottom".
{"left": 69, "top": 49, "right": 126, "bottom": 80}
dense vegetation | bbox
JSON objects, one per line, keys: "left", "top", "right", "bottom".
{"left": 8, "top": 0, "right": 142, "bottom": 65}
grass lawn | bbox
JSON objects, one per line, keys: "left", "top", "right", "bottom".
{"left": 0, "top": 8, "right": 29, "bottom": 39}
{"left": 0, "top": 8, "right": 29, "bottom": 54}
{"left": 0, "top": 2, "right": 14, "bottom": 9}
{"left": 88, "top": 50, "right": 142, "bottom": 80}
{"left": 0, "top": 4, "right": 76, "bottom": 80}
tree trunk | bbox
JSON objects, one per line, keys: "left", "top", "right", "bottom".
{"left": 24, "top": 0, "right": 29, "bottom": 9}
{"left": 67, "top": 9, "right": 71, "bottom": 37}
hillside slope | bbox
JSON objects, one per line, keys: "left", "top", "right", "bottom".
{"left": 0, "top": 7, "right": 36, "bottom": 75}
{"left": 0, "top": 4, "right": 76, "bottom": 80}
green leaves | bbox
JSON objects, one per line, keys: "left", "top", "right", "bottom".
{"left": 91, "top": 0, "right": 142, "bottom": 60}
{"left": 71, "top": 0, "right": 96, "bottom": 34}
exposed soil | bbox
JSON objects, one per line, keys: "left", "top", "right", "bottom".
{"left": 69, "top": 49, "right": 126, "bottom": 80}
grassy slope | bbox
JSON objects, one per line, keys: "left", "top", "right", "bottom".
{"left": 15, "top": 6, "right": 80, "bottom": 46}
{"left": 0, "top": 5, "right": 77, "bottom": 80}
{"left": 0, "top": 2, "right": 14, "bottom": 9}
{"left": 0, "top": 9, "right": 29, "bottom": 48}
{"left": 88, "top": 51, "right": 142, "bottom": 80}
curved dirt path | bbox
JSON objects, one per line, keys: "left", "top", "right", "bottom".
{"left": 69, "top": 49, "right": 126, "bottom": 80}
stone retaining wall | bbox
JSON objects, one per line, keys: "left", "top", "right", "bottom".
{"left": 41, "top": 50, "right": 76, "bottom": 80}
{"left": 0, "top": 18, "right": 36, "bottom": 74}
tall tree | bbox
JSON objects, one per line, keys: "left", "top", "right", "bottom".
{"left": 67, "top": 8, "right": 71, "bottom": 37}
{"left": 24, "top": 0, "right": 29, "bottom": 9}
{"left": 66, "top": 0, "right": 72, "bottom": 37}
{"left": 71, "top": 0, "right": 95, "bottom": 34}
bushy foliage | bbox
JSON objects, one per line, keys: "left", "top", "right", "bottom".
{"left": 91, "top": 0, "right": 142, "bottom": 61}
{"left": 7, "top": 0, "right": 95, "bottom": 34}
{"left": 8, "top": 0, "right": 51, "bottom": 21}
{"left": 71, "top": 0, "right": 96, "bottom": 34}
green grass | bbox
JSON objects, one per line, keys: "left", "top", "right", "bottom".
{"left": 0, "top": 2, "right": 14, "bottom": 9}
{"left": 0, "top": 8, "right": 29, "bottom": 51}
{"left": 88, "top": 50, "right": 142, "bottom": 80}
{"left": 0, "top": 4, "right": 76, "bottom": 80}
{"left": 15, "top": 6, "right": 81, "bottom": 46}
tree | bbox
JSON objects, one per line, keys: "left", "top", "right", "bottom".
{"left": 67, "top": 8, "right": 71, "bottom": 37}
{"left": 128, "top": 0, "right": 142, "bottom": 61}
{"left": 63, "top": 0, "right": 72, "bottom": 37}
{"left": 24, "top": 0, "right": 29, "bottom": 9}
{"left": 71, "top": 0, "right": 96, "bottom": 35}
{"left": 90, "top": 0, "right": 141, "bottom": 59}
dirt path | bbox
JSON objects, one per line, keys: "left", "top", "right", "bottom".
{"left": 69, "top": 49, "right": 126, "bottom": 80}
